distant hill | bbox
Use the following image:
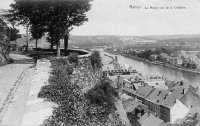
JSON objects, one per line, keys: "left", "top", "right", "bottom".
{"left": 69, "top": 35, "right": 122, "bottom": 48}
{"left": 137, "top": 34, "right": 200, "bottom": 40}
{"left": 11, "top": 34, "right": 200, "bottom": 49}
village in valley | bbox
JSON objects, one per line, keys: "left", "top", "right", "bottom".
{"left": 101, "top": 51, "right": 200, "bottom": 126}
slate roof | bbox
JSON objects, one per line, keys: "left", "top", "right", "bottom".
{"left": 159, "top": 86, "right": 186, "bottom": 108}
{"left": 123, "top": 86, "right": 155, "bottom": 98}
{"left": 165, "top": 80, "right": 177, "bottom": 89}
{"left": 140, "top": 114, "right": 164, "bottom": 126}
{"left": 123, "top": 98, "right": 139, "bottom": 113}
{"left": 146, "top": 89, "right": 170, "bottom": 105}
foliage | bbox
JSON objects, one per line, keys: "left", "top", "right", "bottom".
{"left": 180, "top": 113, "right": 200, "bottom": 126}
{"left": 154, "top": 47, "right": 173, "bottom": 56}
{"left": 39, "top": 57, "right": 118, "bottom": 126}
{"left": 30, "top": 23, "right": 45, "bottom": 49}
{"left": 182, "top": 60, "right": 197, "bottom": 69}
{"left": 50, "top": 57, "right": 69, "bottom": 68}
{"left": 0, "top": 16, "right": 14, "bottom": 64}
{"left": 85, "top": 77, "right": 118, "bottom": 122}
{"left": 90, "top": 51, "right": 102, "bottom": 71}
{"left": 6, "top": 0, "right": 92, "bottom": 56}
{"left": 68, "top": 53, "right": 78, "bottom": 63}
{"left": 0, "top": 18, "right": 8, "bottom": 41}
{"left": 137, "top": 49, "right": 153, "bottom": 59}
{"left": 127, "top": 113, "right": 141, "bottom": 126}
{"left": 6, "top": 27, "right": 21, "bottom": 42}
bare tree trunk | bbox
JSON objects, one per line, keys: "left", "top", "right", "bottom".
{"left": 57, "top": 39, "right": 60, "bottom": 57}
{"left": 25, "top": 25, "right": 29, "bottom": 52}
{"left": 15, "top": 40, "right": 17, "bottom": 51}
{"left": 64, "top": 34, "right": 69, "bottom": 56}
{"left": 50, "top": 39, "right": 53, "bottom": 51}
{"left": 12, "top": 24, "right": 18, "bottom": 51}
{"left": 36, "top": 38, "right": 38, "bottom": 51}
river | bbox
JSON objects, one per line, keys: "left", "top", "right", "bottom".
{"left": 99, "top": 50, "right": 200, "bottom": 87}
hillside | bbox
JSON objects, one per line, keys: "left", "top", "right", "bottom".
{"left": 138, "top": 34, "right": 200, "bottom": 40}
{"left": 13, "top": 35, "right": 123, "bottom": 49}
{"left": 12, "top": 34, "right": 200, "bottom": 49}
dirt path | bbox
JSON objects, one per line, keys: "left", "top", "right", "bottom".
{"left": 0, "top": 54, "right": 35, "bottom": 126}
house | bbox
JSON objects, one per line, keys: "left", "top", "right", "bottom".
{"left": 179, "top": 86, "right": 200, "bottom": 109}
{"left": 144, "top": 80, "right": 168, "bottom": 90}
{"left": 123, "top": 85, "right": 190, "bottom": 123}
{"left": 145, "top": 89, "right": 170, "bottom": 117}
{"left": 195, "top": 59, "right": 200, "bottom": 70}
{"left": 189, "top": 55, "right": 198, "bottom": 62}
{"left": 140, "top": 74, "right": 164, "bottom": 81}
{"left": 196, "top": 53, "right": 200, "bottom": 59}
{"left": 165, "top": 80, "right": 177, "bottom": 90}
{"left": 121, "top": 93, "right": 132, "bottom": 101}
{"left": 174, "top": 57, "right": 183, "bottom": 66}
{"left": 177, "top": 107, "right": 200, "bottom": 126}
{"left": 139, "top": 114, "right": 167, "bottom": 126}
{"left": 158, "top": 86, "right": 190, "bottom": 123}
{"left": 123, "top": 98, "right": 141, "bottom": 114}
{"left": 110, "top": 74, "right": 141, "bottom": 89}
{"left": 122, "top": 86, "right": 155, "bottom": 105}
{"left": 110, "top": 76, "right": 124, "bottom": 92}
{"left": 149, "top": 54, "right": 158, "bottom": 61}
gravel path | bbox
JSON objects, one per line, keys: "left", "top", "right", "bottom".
{"left": 0, "top": 54, "right": 35, "bottom": 126}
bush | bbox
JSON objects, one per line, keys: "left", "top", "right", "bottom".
{"left": 85, "top": 77, "right": 118, "bottom": 121}
{"left": 50, "top": 57, "right": 69, "bottom": 68}
{"left": 90, "top": 51, "right": 102, "bottom": 71}
{"left": 68, "top": 53, "right": 79, "bottom": 63}
{"left": 39, "top": 57, "right": 117, "bottom": 126}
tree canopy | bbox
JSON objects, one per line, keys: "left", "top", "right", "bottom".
{"left": 5, "top": 0, "right": 92, "bottom": 56}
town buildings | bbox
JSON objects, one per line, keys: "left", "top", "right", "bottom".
{"left": 104, "top": 54, "right": 200, "bottom": 126}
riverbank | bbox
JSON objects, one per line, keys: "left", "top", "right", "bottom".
{"left": 106, "top": 51, "right": 200, "bottom": 75}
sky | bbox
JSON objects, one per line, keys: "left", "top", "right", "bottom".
{"left": 1, "top": 0, "right": 200, "bottom": 36}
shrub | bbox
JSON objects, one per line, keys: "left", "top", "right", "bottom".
{"left": 39, "top": 57, "right": 117, "bottom": 126}
{"left": 85, "top": 77, "right": 118, "bottom": 122}
{"left": 68, "top": 53, "right": 78, "bottom": 63}
{"left": 90, "top": 51, "right": 102, "bottom": 71}
{"left": 50, "top": 57, "right": 69, "bottom": 68}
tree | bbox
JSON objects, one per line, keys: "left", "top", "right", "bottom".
{"left": 90, "top": 51, "right": 102, "bottom": 72}
{"left": 0, "top": 18, "right": 13, "bottom": 63}
{"left": 46, "top": 29, "right": 56, "bottom": 51}
{"left": 44, "top": 0, "right": 92, "bottom": 56}
{"left": 30, "top": 24, "right": 45, "bottom": 50}
{"left": 6, "top": 27, "right": 21, "bottom": 50}
{"left": 5, "top": 0, "right": 92, "bottom": 56}
{"left": 4, "top": 2, "right": 31, "bottom": 52}
{"left": 0, "top": 18, "right": 7, "bottom": 41}
{"left": 68, "top": 53, "right": 78, "bottom": 63}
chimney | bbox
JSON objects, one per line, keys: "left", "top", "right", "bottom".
{"left": 181, "top": 89, "right": 185, "bottom": 94}
{"left": 164, "top": 94, "right": 168, "bottom": 100}
{"left": 158, "top": 91, "right": 162, "bottom": 96}
{"left": 180, "top": 81, "right": 183, "bottom": 86}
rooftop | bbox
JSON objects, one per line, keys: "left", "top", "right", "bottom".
{"left": 123, "top": 86, "right": 155, "bottom": 99}
{"left": 139, "top": 114, "right": 165, "bottom": 126}
{"left": 123, "top": 98, "right": 140, "bottom": 113}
